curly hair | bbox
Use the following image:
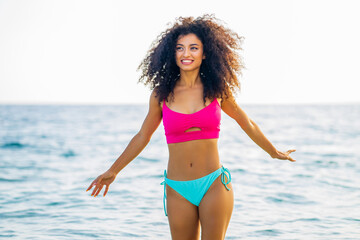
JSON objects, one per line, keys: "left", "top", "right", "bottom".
{"left": 137, "top": 14, "right": 245, "bottom": 105}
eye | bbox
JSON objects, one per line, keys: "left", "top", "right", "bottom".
{"left": 191, "top": 47, "right": 198, "bottom": 50}
{"left": 176, "top": 46, "right": 184, "bottom": 51}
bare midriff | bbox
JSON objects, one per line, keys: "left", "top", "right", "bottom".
{"left": 166, "top": 138, "right": 221, "bottom": 180}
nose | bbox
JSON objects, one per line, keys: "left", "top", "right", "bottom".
{"left": 183, "top": 47, "right": 190, "bottom": 57}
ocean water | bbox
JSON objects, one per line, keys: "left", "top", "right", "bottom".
{"left": 0, "top": 103, "right": 359, "bottom": 239}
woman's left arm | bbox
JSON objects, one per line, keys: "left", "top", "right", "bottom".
{"left": 221, "top": 94, "right": 296, "bottom": 162}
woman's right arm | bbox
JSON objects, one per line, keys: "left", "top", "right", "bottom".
{"left": 107, "top": 88, "right": 162, "bottom": 174}
{"left": 86, "top": 88, "right": 163, "bottom": 197}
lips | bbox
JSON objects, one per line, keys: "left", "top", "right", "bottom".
{"left": 181, "top": 59, "right": 194, "bottom": 65}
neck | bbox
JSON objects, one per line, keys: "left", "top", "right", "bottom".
{"left": 178, "top": 70, "right": 201, "bottom": 88}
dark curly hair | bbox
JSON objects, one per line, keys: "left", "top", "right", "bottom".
{"left": 137, "top": 14, "right": 245, "bottom": 105}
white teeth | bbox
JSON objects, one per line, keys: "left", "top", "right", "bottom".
{"left": 182, "top": 60, "right": 193, "bottom": 63}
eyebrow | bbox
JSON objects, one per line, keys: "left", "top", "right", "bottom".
{"left": 176, "top": 43, "right": 200, "bottom": 46}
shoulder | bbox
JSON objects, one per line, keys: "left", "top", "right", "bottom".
{"left": 215, "top": 88, "right": 234, "bottom": 108}
{"left": 220, "top": 91, "right": 238, "bottom": 113}
{"left": 220, "top": 91, "right": 251, "bottom": 127}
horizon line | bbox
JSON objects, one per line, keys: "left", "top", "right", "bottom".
{"left": 1, "top": 101, "right": 359, "bottom": 106}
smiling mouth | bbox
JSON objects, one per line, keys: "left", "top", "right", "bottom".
{"left": 181, "top": 60, "right": 194, "bottom": 65}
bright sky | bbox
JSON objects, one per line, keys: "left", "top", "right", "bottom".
{"left": 0, "top": 0, "right": 359, "bottom": 105}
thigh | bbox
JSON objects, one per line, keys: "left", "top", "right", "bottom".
{"left": 198, "top": 176, "right": 234, "bottom": 240}
{"left": 166, "top": 185, "right": 200, "bottom": 240}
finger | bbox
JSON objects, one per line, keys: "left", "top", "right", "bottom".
{"left": 92, "top": 186, "right": 100, "bottom": 197}
{"left": 87, "top": 177, "right": 99, "bottom": 192}
{"left": 103, "top": 185, "right": 110, "bottom": 197}
{"left": 94, "top": 185, "right": 103, "bottom": 197}
{"left": 287, "top": 156, "right": 296, "bottom": 162}
{"left": 91, "top": 181, "right": 100, "bottom": 196}
{"left": 91, "top": 185, "right": 98, "bottom": 196}
{"left": 92, "top": 183, "right": 101, "bottom": 196}
{"left": 95, "top": 186, "right": 103, "bottom": 197}
{"left": 89, "top": 176, "right": 103, "bottom": 195}
{"left": 86, "top": 180, "right": 96, "bottom": 191}
{"left": 287, "top": 149, "right": 296, "bottom": 154}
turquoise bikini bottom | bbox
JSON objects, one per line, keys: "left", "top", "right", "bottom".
{"left": 160, "top": 166, "right": 232, "bottom": 216}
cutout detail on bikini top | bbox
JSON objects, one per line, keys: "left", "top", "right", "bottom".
{"left": 162, "top": 98, "right": 221, "bottom": 144}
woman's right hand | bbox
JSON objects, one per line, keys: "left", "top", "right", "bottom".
{"left": 86, "top": 170, "right": 117, "bottom": 197}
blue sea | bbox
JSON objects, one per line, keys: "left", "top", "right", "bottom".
{"left": 1, "top": 103, "right": 359, "bottom": 239}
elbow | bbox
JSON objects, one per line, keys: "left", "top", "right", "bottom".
{"left": 249, "top": 119, "right": 256, "bottom": 128}
{"left": 241, "top": 118, "right": 256, "bottom": 133}
{"left": 136, "top": 131, "right": 152, "bottom": 144}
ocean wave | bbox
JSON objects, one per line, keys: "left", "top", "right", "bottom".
{"left": 1, "top": 142, "right": 27, "bottom": 149}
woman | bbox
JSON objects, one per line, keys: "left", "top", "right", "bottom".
{"left": 87, "top": 15, "right": 296, "bottom": 240}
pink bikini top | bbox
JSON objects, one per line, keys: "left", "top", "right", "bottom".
{"left": 162, "top": 98, "right": 221, "bottom": 144}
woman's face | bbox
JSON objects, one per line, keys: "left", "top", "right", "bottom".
{"left": 175, "top": 33, "right": 205, "bottom": 72}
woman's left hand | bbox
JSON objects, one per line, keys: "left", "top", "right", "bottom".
{"left": 272, "top": 149, "right": 296, "bottom": 162}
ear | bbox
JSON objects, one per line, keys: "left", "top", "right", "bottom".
{"left": 202, "top": 54, "right": 206, "bottom": 60}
